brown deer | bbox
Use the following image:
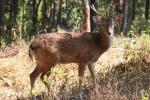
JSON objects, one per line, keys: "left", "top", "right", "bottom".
{"left": 29, "top": 16, "right": 114, "bottom": 99}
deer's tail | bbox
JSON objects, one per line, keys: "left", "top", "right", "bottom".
{"left": 29, "top": 44, "right": 34, "bottom": 60}
{"left": 29, "top": 41, "right": 39, "bottom": 60}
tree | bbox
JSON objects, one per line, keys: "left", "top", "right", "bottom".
{"left": 32, "top": 0, "right": 42, "bottom": 34}
{"left": 0, "top": 0, "right": 149, "bottom": 46}
{"left": 114, "top": 0, "right": 126, "bottom": 34}
{"left": 49, "top": 0, "right": 57, "bottom": 28}
{"left": 118, "top": 0, "right": 137, "bottom": 36}
{"left": 145, "top": 0, "right": 149, "bottom": 20}
{"left": 82, "top": 0, "right": 91, "bottom": 32}
{"left": 57, "top": 0, "right": 63, "bottom": 26}
{"left": 0, "top": 0, "right": 5, "bottom": 37}
{"left": 8, "top": 0, "right": 19, "bottom": 39}
{"left": 90, "top": 0, "right": 97, "bottom": 32}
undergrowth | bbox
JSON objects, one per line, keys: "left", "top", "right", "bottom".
{"left": 32, "top": 34, "right": 150, "bottom": 99}
{"left": 97, "top": 34, "right": 150, "bottom": 99}
{"left": 0, "top": 34, "right": 150, "bottom": 100}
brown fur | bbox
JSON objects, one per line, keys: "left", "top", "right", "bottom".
{"left": 29, "top": 17, "right": 114, "bottom": 98}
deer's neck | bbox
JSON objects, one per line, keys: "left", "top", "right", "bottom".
{"left": 99, "top": 31, "right": 113, "bottom": 51}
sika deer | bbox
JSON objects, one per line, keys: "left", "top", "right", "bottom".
{"left": 29, "top": 16, "right": 114, "bottom": 98}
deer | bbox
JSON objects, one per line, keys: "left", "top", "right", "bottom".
{"left": 29, "top": 15, "right": 115, "bottom": 99}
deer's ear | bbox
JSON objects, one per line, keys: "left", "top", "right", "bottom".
{"left": 92, "top": 16, "right": 101, "bottom": 24}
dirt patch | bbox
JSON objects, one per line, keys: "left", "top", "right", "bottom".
{"left": 0, "top": 45, "right": 19, "bottom": 58}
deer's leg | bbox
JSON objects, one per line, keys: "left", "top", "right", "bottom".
{"left": 78, "top": 63, "right": 86, "bottom": 92}
{"left": 40, "top": 70, "right": 51, "bottom": 92}
{"left": 40, "top": 57, "right": 58, "bottom": 95}
{"left": 88, "top": 63, "right": 97, "bottom": 88}
{"left": 30, "top": 65, "right": 42, "bottom": 99}
{"left": 88, "top": 63, "right": 100, "bottom": 97}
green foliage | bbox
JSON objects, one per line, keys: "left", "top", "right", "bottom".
{"left": 31, "top": 87, "right": 37, "bottom": 96}
{"left": 0, "top": 37, "right": 7, "bottom": 48}
{"left": 68, "top": 7, "right": 83, "bottom": 29}
{"left": 130, "top": 13, "right": 150, "bottom": 36}
{"left": 0, "top": 0, "right": 149, "bottom": 47}
{"left": 140, "top": 90, "right": 149, "bottom": 100}
{"left": 38, "top": 0, "right": 43, "bottom": 21}
{"left": 50, "top": 65, "right": 65, "bottom": 80}
{"left": 130, "top": 0, "right": 150, "bottom": 36}
{"left": 43, "top": 74, "right": 49, "bottom": 84}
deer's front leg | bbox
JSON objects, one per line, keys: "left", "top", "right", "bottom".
{"left": 88, "top": 63, "right": 97, "bottom": 88}
{"left": 78, "top": 63, "right": 86, "bottom": 92}
{"left": 88, "top": 63, "right": 100, "bottom": 97}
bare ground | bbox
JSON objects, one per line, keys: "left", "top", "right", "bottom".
{"left": 0, "top": 44, "right": 150, "bottom": 100}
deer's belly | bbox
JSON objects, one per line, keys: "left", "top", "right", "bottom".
{"left": 59, "top": 52, "right": 100, "bottom": 64}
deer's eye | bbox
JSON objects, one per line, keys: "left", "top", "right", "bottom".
{"left": 101, "top": 23, "right": 105, "bottom": 26}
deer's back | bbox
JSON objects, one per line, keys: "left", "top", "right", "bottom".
{"left": 31, "top": 32, "right": 107, "bottom": 65}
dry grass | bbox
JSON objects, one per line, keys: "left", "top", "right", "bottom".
{"left": 0, "top": 35, "right": 150, "bottom": 100}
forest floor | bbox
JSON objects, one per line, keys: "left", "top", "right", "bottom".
{"left": 0, "top": 36, "right": 150, "bottom": 100}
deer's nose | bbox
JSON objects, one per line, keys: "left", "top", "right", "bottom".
{"left": 107, "top": 32, "right": 111, "bottom": 35}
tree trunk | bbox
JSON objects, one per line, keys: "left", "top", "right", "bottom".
{"left": 82, "top": 0, "right": 91, "bottom": 32}
{"left": 124, "top": 0, "right": 132, "bottom": 36}
{"left": 50, "top": 0, "right": 57, "bottom": 28}
{"left": 42, "top": 0, "right": 49, "bottom": 22}
{"left": 121, "top": 0, "right": 128, "bottom": 35}
{"left": 0, "top": 0, "right": 5, "bottom": 38}
{"left": 20, "top": 0, "right": 25, "bottom": 38}
{"left": 57, "top": 0, "right": 63, "bottom": 26}
{"left": 40, "top": 0, "right": 49, "bottom": 32}
{"left": 112, "top": 0, "right": 126, "bottom": 35}
{"left": 122, "top": 0, "right": 137, "bottom": 36}
{"left": 32, "top": 0, "right": 41, "bottom": 34}
{"left": 12, "top": 0, "right": 18, "bottom": 22}
{"left": 8, "top": 0, "right": 19, "bottom": 40}
{"left": 90, "top": 0, "right": 97, "bottom": 32}
{"left": 131, "top": 0, "right": 136, "bottom": 21}
{"left": 145, "top": 0, "right": 149, "bottom": 20}
{"left": 32, "top": 0, "right": 37, "bottom": 34}
{"left": 119, "top": 0, "right": 126, "bottom": 33}
{"left": 49, "top": 0, "right": 53, "bottom": 27}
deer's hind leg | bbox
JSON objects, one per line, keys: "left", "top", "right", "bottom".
{"left": 40, "top": 70, "right": 51, "bottom": 92}
{"left": 40, "top": 56, "right": 59, "bottom": 93}
{"left": 40, "top": 57, "right": 59, "bottom": 99}
{"left": 30, "top": 65, "right": 42, "bottom": 99}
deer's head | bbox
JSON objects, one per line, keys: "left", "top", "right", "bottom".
{"left": 93, "top": 16, "right": 114, "bottom": 37}
{"left": 90, "top": 4, "right": 115, "bottom": 36}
